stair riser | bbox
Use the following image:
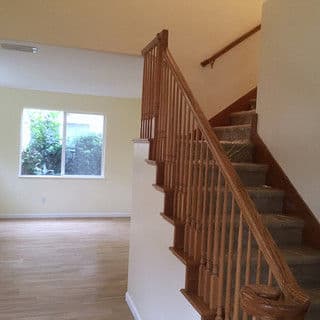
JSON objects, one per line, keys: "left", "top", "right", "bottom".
{"left": 190, "top": 141, "right": 253, "bottom": 163}
{"left": 247, "top": 191, "right": 283, "bottom": 214}
{"left": 221, "top": 143, "right": 253, "bottom": 163}
{"left": 237, "top": 169, "right": 266, "bottom": 187}
{"left": 165, "top": 188, "right": 283, "bottom": 216}
{"left": 226, "top": 260, "right": 319, "bottom": 291}
{"left": 194, "top": 165, "right": 267, "bottom": 187}
{"left": 214, "top": 126, "right": 252, "bottom": 141}
{"left": 230, "top": 113, "right": 256, "bottom": 125}
{"left": 222, "top": 225, "right": 302, "bottom": 248}
{"left": 291, "top": 264, "right": 320, "bottom": 289}
{"left": 199, "top": 189, "right": 283, "bottom": 214}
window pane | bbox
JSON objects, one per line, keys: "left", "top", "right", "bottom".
{"left": 20, "top": 109, "right": 63, "bottom": 176}
{"left": 65, "top": 113, "right": 104, "bottom": 176}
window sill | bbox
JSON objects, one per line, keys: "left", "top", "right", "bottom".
{"left": 18, "top": 175, "right": 105, "bottom": 180}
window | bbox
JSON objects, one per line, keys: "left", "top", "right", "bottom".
{"left": 20, "top": 109, "right": 105, "bottom": 177}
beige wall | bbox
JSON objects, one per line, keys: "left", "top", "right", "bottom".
{"left": 257, "top": 0, "right": 320, "bottom": 219}
{"left": 0, "top": 87, "right": 140, "bottom": 215}
{"left": 0, "top": 0, "right": 263, "bottom": 118}
{"left": 127, "top": 141, "right": 201, "bottom": 320}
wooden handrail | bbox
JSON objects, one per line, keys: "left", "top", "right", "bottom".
{"left": 166, "top": 48, "right": 309, "bottom": 305}
{"left": 201, "top": 25, "right": 261, "bottom": 67}
{"left": 140, "top": 30, "right": 310, "bottom": 319}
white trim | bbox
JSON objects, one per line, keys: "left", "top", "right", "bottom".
{"left": 0, "top": 212, "right": 131, "bottom": 219}
{"left": 18, "top": 174, "right": 105, "bottom": 180}
{"left": 125, "top": 292, "right": 142, "bottom": 320}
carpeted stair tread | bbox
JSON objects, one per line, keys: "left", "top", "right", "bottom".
{"left": 246, "top": 186, "right": 284, "bottom": 197}
{"left": 220, "top": 140, "right": 254, "bottom": 163}
{"left": 231, "top": 109, "right": 257, "bottom": 117}
{"left": 230, "top": 109, "right": 257, "bottom": 125}
{"left": 232, "top": 162, "right": 268, "bottom": 187}
{"left": 213, "top": 124, "right": 252, "bottom": 141}
{"left": 261, "top": 214, "right": 304, "bottom": 229}
{"left": 281, "top": 246, "right": 320, "bottom": 265}
{"left": 232, "top": 162, "right": 268, "bottom": 172}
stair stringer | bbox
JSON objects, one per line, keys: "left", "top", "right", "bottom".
{"left": 127, "top": 140, "right": 201, "bottom": 320}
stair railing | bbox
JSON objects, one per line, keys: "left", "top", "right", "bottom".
{"left": 201, "top": 25, "right": 261, "bottom": 68}
{"left": 140, "top": 30, "right": 310, "bottom": 320}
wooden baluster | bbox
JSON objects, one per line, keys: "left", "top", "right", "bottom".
{"left": 173, "top": 86, "right": 181, "bottom": 220}
{"left": 151, "top": 47, "right": 158, "bottom": 158}
{"left": 161, "top": 59, "right": 168, "bottom": 162}
{"left": 148, "top": 49, "right": 154, "bottom": 141}
{"left": 170, "top": 77, "right": 177, "bottom": 191}
{"left": 144, "top": 52, "right": 151, "bottom": 140}
{"left": 170, "top": 78, "right": 177, "bottom": 218}
{"left": 194, "top": 134, "right": 205, "bottom": 262}
{"left": 164, "top": 70, "right": 173, "bottom": 190}
{"left": 198, "top": 145, "right": 209, "bottom": 297}
{"left": 140, "top": 54, "right": 148, "bottom": 138}
{"left": 184, "top": 117, "right": 195, "bottom": 257}
{"left": 233, "top": 212, "right": 244, "bottom": 320}
{"left": 204, "top": 160, "right": 216, "bottom": 305}
{"left": 256, "top": 249, "right": 262, "bottom": 285}
{"left": 209, "top": 169, "right": 222, "bottom": 310}
{"left": 176, "top": 92, "right": 185, "bottom": 222}
{"left": 152, "top": 47, "right": 157, "bottom": 140}
{"left": 151, "top": 50, "right": 156, "bottom": 150}
{"left": 156, "top": 58, "right": 164, "bottom": 161}
{"left": 243, "top": 229, "right": 252, "bottom": 320}
{"left": 166, "top": 70, "right": 172, "bottom": 189}
{"left": 216, "top": 182, "right": 229, "bottom": 320}
{"left": 268, "top": 268, "right": 273, "bottom": 286}
{"left": 162, "top": 60, "right": 170, "bottom": 163}
{"left": 154, "top": 42, "right": 166, "bottom": 160}
{"left": 225, "top": 196, "right": 236, "bottom": 319}
{"left": 188, "top": 125, "right": 200, "bottom": 258}
{"left": 181, "top": 106, "right": 190, "bottom": 225}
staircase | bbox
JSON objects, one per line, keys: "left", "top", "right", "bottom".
{"left": 139, "top": 30, "right": 317, "bottom": 319}
{"left": 213, "top": 103, "right": 320, "bottom": 319}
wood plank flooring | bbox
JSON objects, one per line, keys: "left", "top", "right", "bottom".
{"left": 0, "top": 218, "right": 133, "bottom": 320}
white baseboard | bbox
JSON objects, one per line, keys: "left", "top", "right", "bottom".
{"left": 0, "top": 212, "right": 131, "bottom": 219}
{"left": 126, "top": 292, "right": 142, "bottom": 320}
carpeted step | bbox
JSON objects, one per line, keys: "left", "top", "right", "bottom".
{"left": 232, "top": 162, "right": 268, "bottom": 187}
{"left": 232, "top": 214, "right": 303, "bottom": 247}
{"left": 262, "top": 214, "right": 304, "bottom": 247}
{"left": 220, "top": 140, "right": 254, "bottom": 162}
{"left": 214, "top": 124, "right": 252, "bottom": 141}
{"left": 230, "top": 109, "right": 257, "bottom": 125}
{"left": 206, "top": 186, "right": 284, "bottom": 214}
{"left": 193, "top": 162, "right": 267, "bottom": 187}
{"left": 282, "top": 247, "right": 320, "bottom": 289}
{"left": 246, "top": 187, "right": 284, "bottom": 214}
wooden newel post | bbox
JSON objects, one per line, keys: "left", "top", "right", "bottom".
{"left": 240, "top": 285, "right": 309, "bottom": 320}
{"left": 151, "top": 29, "right": 168, "bottom": 161}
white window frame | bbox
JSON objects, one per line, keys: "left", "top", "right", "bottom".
{"left": 19, "top": 108, "right": 106, "bottom": 179}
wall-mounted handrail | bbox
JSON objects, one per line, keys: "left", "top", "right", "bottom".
{"left": 140, "top": 29, "right": 310, "bottom": 319}
{"left": 201, "top": 25, "right": 261, "bottom": 67}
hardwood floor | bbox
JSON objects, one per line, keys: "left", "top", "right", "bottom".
{"left": 0, "top": 218, "right": 133, "bottom": 320}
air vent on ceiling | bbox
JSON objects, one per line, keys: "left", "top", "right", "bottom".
{"left": 0, "top": 43, "right": 39, "bottom": 53}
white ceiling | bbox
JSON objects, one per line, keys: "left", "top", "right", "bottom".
{"left": 0, "top": 40, "right": 143, "bottom": 98}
